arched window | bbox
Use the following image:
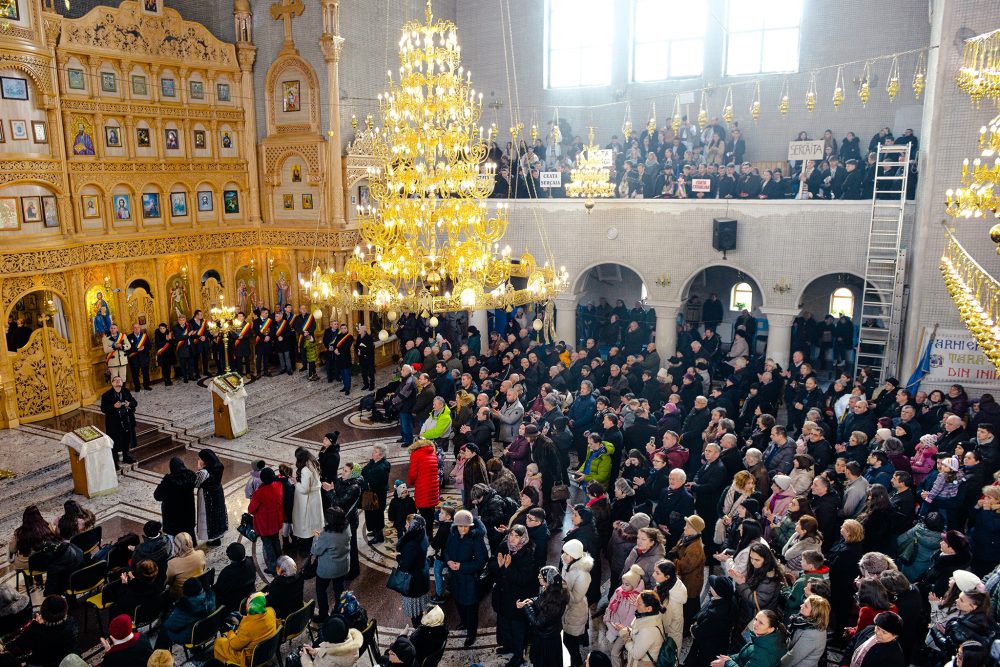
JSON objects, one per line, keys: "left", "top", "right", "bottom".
{"left": 730, "top": 282, "right": 753, "bottom": 311}
{"left": 830, "top": 287, "right": 855, "bottom": 316}
{"left": 640, "top": 283, "right": 648, "bottom": 301}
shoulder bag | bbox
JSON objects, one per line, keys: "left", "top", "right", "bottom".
{"left": 361, "top": 489, "right": 380, "bottom": 512}
{"left": 386, "top": 567, "right": 413, "bottom": 596}
{"left": 237, "top": 512, "right": 257, "bottom": 542}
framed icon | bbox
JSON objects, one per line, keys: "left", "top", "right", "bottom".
{"left": 142, "top": 0, "right": 159, "bottom": 14}
{"left": 197, "top": 191, "right": 214, "bottom": 212}
{"left": 70, "top": 117, "right": 95, "bottom": 155}
{"left": 189, "top": 81, "right": 204, "bottom": 100}
{"left": 67, "top": 69, "right": 85, "bottom": 91}
{"left": 113, "top": 194, "right": 132, "bottom": 221}
{"left": 81, "top": 194, "right": 100, "bottom": 219}
{"left": 105, "top": 126, "right": 122, "bottom": 148}
{"left": 41, "top": 196, "right": 59, "bottom": 228}
{"left": 282, "top": 194, "right": 294, "bottom": 210}
{"left": 193, "top": 129, "right": 206, "bottom": 149}
{"left": 282, "top": 80, "right": 300, "bottom": 112}
{"left": 0, "top": 122, "right": 5, "bottom": 143}
{"left": 141, "top": 193, "right": 161, "bottom": 219}
{"left": 358, "top": 185, "right": 370, "bottom": 208}
{"left": 160, "top": 77, "right": 176, "bottom": 98}
{"left": 9, "top": 120, "right": 27, "bottom": 141}
{"left": 217, "top": 83, "right": 231, "bottom": 102}
{"left": 20, "top": 196, "right": 41, "bottom": 223}
{"left": 302, "top": 193, "right": 314, "bottom": 210}
{"left": 0, "top": 198, "right": 21, "bottom": 230}
{"left": 0, "top": 77, "right": 28, "bottom": 100}
{"left": 131, "top": 74, "right": 148, "bottom": 96}
{"left": 100, "top": 72, "right": 117, "bottom": 93}
{"left": 0, "top": 1, "right": 20, "bottom": 21}
{"left": 164, "top": 128, "right": 179, "bottom": 150}
{"left": 221, "top": 131, "right": 233, "bottom": 149}
{"left": 170, "top": 192, "right": 188, "bottom": 217}
{"left": 136, "top": 127, "right": 151, "bottom": 147}
{"left": 291, "top": 164, "right": 302, "bottom": 182}
{"left": 31, "top": 120, "right": 47, "bottom": 144}
{"left": 223, "top": 190, "right": 239, "bottom": 214}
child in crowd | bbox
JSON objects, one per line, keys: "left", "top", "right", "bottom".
{"left": 244, "top": 460, "right": 266, "bottom": 499}
{"left": 430, "top": 504, "right": 454, "bottom": 604}
{"left": 524, "top": 463, "right": 542, "bottom": 493}
{"left": 302, "top": 331, "right": 319, "bottom": 381}
{"left": 920, "top": 455, "right": 962, "bottom": 516}
{"left": 604, "top": 564, "right": 643, "bottom": 665}
{"left": 277, "top": 463, "right": 296, "bottom": 552}
{"left": 388, "top": 481, "right": 417, "bottom": 539}
{"left": 785, "top": 549, "right": 830, "bottom": 616}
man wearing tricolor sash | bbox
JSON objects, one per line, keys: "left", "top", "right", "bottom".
{"left": 102, "top": 323, "right": 131, "bottom": 382}
{"left": 126, "top": 323, "right": 152, "bottom": 392}
{"left": 190, "top": 309, "right": 210, "bottom": 378}
{"left": 291, "top": 303, "right": 317, "bottom": 373}
{"left": 230, "top": 312, "right": 252, "bottom": 376}
{"left": 153, "top": 322, "right": 175, "bottom": 386}
{"left": 173, "top": 315, "right": 194, "bottom": 382}
{"left": 272, "top": 309, "right": 293, "bottom": 375}
{"left": 254, "top": 307, "right": 273, "bottom": 378}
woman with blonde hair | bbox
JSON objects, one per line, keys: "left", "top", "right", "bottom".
{"left": 165, "top": 532, "right": 204, "bottom": 598}
{"left": 827, "top": 519, "right": 865, "bottom": 634}
{"left": 781, "top": 595, "right": 829, "bottom": 667}
{"left": 715, "top": 471, "right": 756, "bottom": 547}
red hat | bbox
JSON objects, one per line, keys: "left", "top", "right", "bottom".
{"left": 109, "top": 614, "right": 133, "bottom": 641}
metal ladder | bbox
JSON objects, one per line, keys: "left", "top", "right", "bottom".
{"left": 853, "top": 143, "right": 911, "bottom": 383}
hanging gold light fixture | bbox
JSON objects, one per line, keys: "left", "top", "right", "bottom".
{"left": 622, "top": 101, "right": 633, "bottom": 142}
{"left": 957, "top": 29, "right": 1000, "bottom": 107}
{"left": 565, "top": 127, "right": 615, "bottom": 213}
{"left": 697, "top": 91, "right": 708, "bottom": 129}
{"left": 940, "top": 229, "right": 1000, "bottom": 372}
{"left": 671, "top": 95, "right": 682, "bottom": 133}
{"left": 805, "top": 73, "right": 817, "bottom": 112}
{"left": 913, "top": 51, "right": 927, "bottom": 100}
{"left": 945, "top": 113, "right": 1000, "bottom": 219}
{"left": 778, "top": 78, "right": 790, "bottom": 116}
{"left": 302, "top": 0, "right": 567, "bottom": 331}
{"left": 722, "top": 86, "right": 734, "bottom": 124}
{"left": 832, "top": 66, "right": 845, "bottom": 109}
{"left": 749, "top": 80, "right": 761, "bottom": 122}
{"left": 886, "top": 56, "right": 900, "bottom": 102}
{"left": 858, "top": 61, "right": 872, "bottom": 107}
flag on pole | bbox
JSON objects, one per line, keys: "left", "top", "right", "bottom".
{"left": 905, "top": 325, "right": 937, "bottom": 393}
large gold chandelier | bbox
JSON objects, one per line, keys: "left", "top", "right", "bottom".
{"left": 945, "top": 113, "right": 1000, "bottom": 221}
{"left": 956, "top": 29, "right": 1000, "bottom": 107}
{"left": 565, "top": 127, "right": 615, "bottom": 212}
{"left": 304, "top": 1, "right": 566, "bottom": 331}
{"left": 940, "top": 230, "right": 1000, "bottom": 371}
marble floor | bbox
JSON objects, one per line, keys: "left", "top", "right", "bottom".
{"left": 0, "top": 369, "right": 606, "bottom": 666}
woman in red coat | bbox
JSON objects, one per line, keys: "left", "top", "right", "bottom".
{"left": 248, "top": 468, "right": 285, "bottom": 575}
{"left": 407, "top": 439, "right": 440, "bottom": 537}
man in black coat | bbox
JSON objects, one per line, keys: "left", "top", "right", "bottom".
{"left": 126, "top": 323, "right": 152, "bottom": 392}
{"left": 702, "top": 294, "right": 724, "bottom": 333}
{"left": 654, "top": 470, "right": 695, "bottom": 550}
{"left": 361, "top": 445, "right": 391, "bottom": 544}
{"left": 689, "top": 443, "right": 726, "bottom": 547}
{"left": 889, "top": 470, "right": 917, "bottom": 533}
{"left": 841, "top": 159, "right": 864, "bottom": 199}
{"left": 411, "top": 374, "right": 436, "bottom": 427}
{"left": 809, "top": 475, "right": 843, "bottom": 552}
{"left": 353, "top": 324, "right": 376, "bottom": 391}
{"left": 681, "top": 397, "right": 711, "bottom": 474}
{"left": 717, "top": 434, "right": 744, "bottom": 484}
{"left": 937, "top": 415, "right": 968, "bottom": 455}
{"left": 101, "top": 375, "right": 138, "bottom": 466}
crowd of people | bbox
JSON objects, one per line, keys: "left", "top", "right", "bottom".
{"left": 488, "top": 121, "right": 918, "bottom": 201}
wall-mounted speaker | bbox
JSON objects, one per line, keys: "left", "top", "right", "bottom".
{"left": 712, "top": 218, "right": 737, "bottom": 252}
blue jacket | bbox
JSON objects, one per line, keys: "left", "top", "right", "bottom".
{"left": 162, "top": 589, "right": 216, "bottom": 644}
{"left": 443, "top": 518, "right": 489, "bottom": 606}
{"left": 864, "top": 463, "right": 895, "bottom": 488}
{"left": 568, "top": 393, "right": 597, "bottom": 434}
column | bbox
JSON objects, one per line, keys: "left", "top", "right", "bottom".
{"left": 320, "top": 1, "right": 346, "bottom": 226}
{"left": 236, "top": 46, "right": 262, "bottom": 225}
{"left": 760, "top": 307, "right": 799, "bottom": 369}
{"left": 647, "top": 301, "right": 683, "bottom": 367}
{"left": 468, "top": 309, "right": 488, "bottom": 354}
{"left": 553, "top": 297, "right": 577, "bottom": 348}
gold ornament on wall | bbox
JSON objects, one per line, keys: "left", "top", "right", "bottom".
{"left": 697, "top": 91, "right": 708, "bottom": 130}
{"left": 622, "top": 101, "right": 633, "bottom": 142}
{"left": 886, "top": 55, "right": 900, "bottom": 102}
{"left": 913, "top": 51, "right": 926, "bottom": 100}
{"left": 749, "top": 80, "right": 761, "bottom": 122}
{"left": 957, "top": 30, "right": 1000, "bottom": 107}
{"left": 550, "top": 108, "right": 561, "bottom": 144}
{"left": 832, "top": 66, "right": 845, "bottom": 109}
{"left": 778, "top": 78, "right": 790, "bottom": 116}
{"left": 722, "top": 86, "right": 734, "bottom": 124}
{"left": 671, "top": 95, "right": 682, "bottom": 133}
{"left": 858, "top": 61, "right": 872, "bottom": 107}
{"left": 805, "top": 72, "right": 817, "bottom": 112}
{"left": 647, "top": 101, "right": 656, "bottom": 134}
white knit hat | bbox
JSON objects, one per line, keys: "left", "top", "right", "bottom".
{"left": 876, "top": 428, "right": 893, "bottom": 442}
{"left": 773, "top": 474, "right": 792, "bottom": 491}
{"left": 954, "top": 569, "right": 984, "bottom": 593}
{"left": 562, "top": 539, "right": 585, "bottom": 560}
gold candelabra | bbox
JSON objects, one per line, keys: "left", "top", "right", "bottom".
{"left": 945, "top": 114, "right": 1000, "bottom": 222}
{"left": 207, "top": 298, "right": 238, "bottom": 375}
{"left": 565, "top": 127, "right": 615, "bottom": 212}
{"left": 957, "top": 29, "right": 1000, "bottom": 107}
{"left": 772, "top": 278, "right": 792, "bottom": 294}
{"left": 940, "top": 229, "right": 1000, "bottom": 372}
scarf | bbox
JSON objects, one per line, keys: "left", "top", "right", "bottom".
{"left": 850, "top": 634, "right": 879, "bottom": 667}
{"left": 608, "top": 586, "right": 640, "bottom": 615}
{"left": 583, "top": 446, "right": 606, "bottom": 475}
{"left": 768, "top": 492, "right": 791, "bottom": 512}
{"left": 587, "top": 494, "right": 607, "bottom": 508}
{"left": 508, "top": 535, "right": 528, "bottom": 555}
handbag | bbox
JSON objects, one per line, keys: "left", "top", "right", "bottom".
{"left": 897, "top": 533, "right": 919, "bottom": 564}
{"left": 237, "top": 513, "right": 257, "bottom": 542}
{"left": 301, "top": 557, "right": 317, "bottom": 580}
{"left": 387, "top": 567, "right": 412, "bottom": 595}
{"left": 361, "top": 489, "right": 380, "bottom": 512}
{"left": 551, "top": 484, "right": 570, "bottom": 501}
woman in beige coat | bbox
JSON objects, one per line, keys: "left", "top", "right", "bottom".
{"left": 292, "top": 448, "right": 324, "bottom": 543}
{"left": 560, "top": 539, "right": 594, "bottom": 667}
{"left": 164, "top": 532, "right": 204, "bottom": 598}
{"left": 619, "top": 590, "right": 666, "bottom": 667}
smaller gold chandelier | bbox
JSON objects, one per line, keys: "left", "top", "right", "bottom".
{"left": 565, "top": 127, "right": 614, "bottom": 212}
{"left": 957, "top": 29, "right": 1000, "bottom": 107}
{"left": 945, "top": 113, "right": 1000, "bottom": 219}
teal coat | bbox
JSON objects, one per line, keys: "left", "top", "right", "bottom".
{"left": 725, "top": 630, "right": 785, "bottom": 667}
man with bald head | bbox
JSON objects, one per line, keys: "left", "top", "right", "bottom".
{"left": 937, "top": 414, "right": 968, "bottom": 455}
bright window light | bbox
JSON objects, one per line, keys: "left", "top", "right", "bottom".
{"left": 830, "top": 287, "right": 855, "bottom": 317}
{"left": 731, "top": 282, "right": 754, "bottom": 311}
{"left": 547, "top": 0, "right": 614, "bottom": 88}
{"left": 724, "top": 0, "right": 802, "bottom": 75}
{"left": 632, "top": 0, "right": 707, "bottom": 81}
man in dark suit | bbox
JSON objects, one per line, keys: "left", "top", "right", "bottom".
{"left": 355, "top": 324, "right": 376, "bottom": 390}
{"left": 841, "top": 159, "right": 864, "bottom": 199}
{"left": 827, "top": 156, "right": 847, "bottom": 198}
{"left": 101, "top": 375, "right": 138, "bottom": 466}
{"left": 688, "top": 442, "right": 726, "bottom": 554}
{"left": 126, "top": 323, "right": 152, "bottom": 392}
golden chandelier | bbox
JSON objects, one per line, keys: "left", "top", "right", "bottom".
{"left": 303, "top": 0, "right": 566, "bottom": 333}
{"left": 565, "top": 127, "right": 615, "bottom": 212}
{"left": 941, "top": 230, "right": 1000, "bottom": 372}
{"left": 956, "top": 29, "right": 1000, "bottom": 107}
{"left": 945, "top": 113, "right": 1000, "bottom": 223}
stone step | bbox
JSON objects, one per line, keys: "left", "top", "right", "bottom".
{"left": 0, "top": 461, "right": 74, "bottom": 524}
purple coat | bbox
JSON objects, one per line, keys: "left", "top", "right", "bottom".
{"left": 505, "top": 436, "right": 532, "bottom": 485}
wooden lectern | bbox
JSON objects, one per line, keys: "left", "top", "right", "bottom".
{"left": 210, "top": 373, "right": 248, "bottom": 439}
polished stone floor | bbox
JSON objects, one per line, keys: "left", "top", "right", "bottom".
{"left": 0, "top": 369, "right": 610, "bottom": 666}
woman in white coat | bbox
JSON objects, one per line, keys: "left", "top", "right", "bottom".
{"left": 618, "top": 590, "right": 665, "bottom": 667}
{"left": 560, "top": 539, "right": 594, "bottom": 667}
{"left": 651, "top": 559, "right": 686, "bottom": 652}
{"left": 293, "top": 447, "right": 324, "bottom": 546}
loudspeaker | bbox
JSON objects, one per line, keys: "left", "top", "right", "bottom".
{"left": 712, "top": 218, "right": 737, "bottom": 252}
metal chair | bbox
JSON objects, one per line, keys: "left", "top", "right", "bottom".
{"left": 70, "top": 526, "right": 103, "bottom": 557}
{"left": 198, "top": 567, "right": 216, "bottom": 591}
{"left": 278, "top": 600, "right": 314, "bottom": 660}
{"left": 64, "top": 559, "right": 108, "bottom": 607}
{"left": 182, "top": 604, "right": 228, "bottom": 661}
{"left": 15, "top": 550, "right": 52, "bottom": 593}
{"left": 421, "top": 645, "right": 447, "bottom": 667}
{"left": 83, "top": 577, "right": 122, "bottom": 633}
{"left": 359, "top": 619, "right": 379, "bottom": 665}
{"left": 133, "top": 590, "right": 167, "bottom": 633}
{"left": 224, "top": 625, "right": 282, "bottom": 667}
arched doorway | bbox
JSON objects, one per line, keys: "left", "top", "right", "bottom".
{"left": 682, "top": 266, "right": 766, "bottom": 351}
{"left": 797, "top": 272, "right": 866, "bottom": 374}
{"left": 573, "top": 263, "right": 651, "bottom": 346}
{"left": 126, "top": 279, "right": 155, "bottom": 332}
{"left": 5, "top": 290, "right": 80, "bottom": 423}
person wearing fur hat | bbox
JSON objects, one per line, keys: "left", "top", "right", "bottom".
{"left": 443, "top": 509, "right": 489, "bottom": 647}
{"left": 611, "top": 478, "right": 637, "bottom": 524}
{"left": 407, "top": 605, "right": 448, "bottom": 664}
{"left": 603, "top": 564, "right": 644, "bottom": 667}
{"left": 298, "top": 615, "right": 364, "bottom": 667}
{"left": 842, "top": 611, "right": 905, "bottom": 667}
{"left": 669, "top": 515, "right": 707, "bottom": 630}
{"left": 518, "top": 566, "right": 569, "bottom": 666}
{"left": 9, "top": 594, "right": 78, "bottom": 667}
{"left": 99, "top": 613, "right": 154, "bottom": 667}
{"left": 560, "top": 539, "right": 595, "bottom": 667}
{"left": 213, "top": 592, "right": 278, "bottom": 666}
{"left": 0, "top": 583, "right": 31, "bottom": 638}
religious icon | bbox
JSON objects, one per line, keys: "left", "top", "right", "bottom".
{"left": 0, "top": 1, "right": 20, "bottom": 21}
{"left": 246, "top": 278, "right": 260, "bottom": 310}
{"left": 100, "top": 72, "right": 117, "bottom": 93}
{"left": 221, "top": 131, "right": 233, "bottom": 149}
{"left": 170, "top": 192, "right": 188, "bottom": 217}
{"left": 168, "top": 277, "right": 190, "bottom": 322}
{"left": 105, "top": 126, "right": 122, "bottom": 148}
{"left": 291, "top": 164, "right": 302, "bottom": 182}
{"left": 142, "top": 193, "right": 161, "bottom": 219}
{"left": 91, "top": 289, "right": 113, "bottom": 336}
{"left": 282, "top": 80, "right": 300, "bottom": 112}
{"left": 189, "top": 81, "right": 204, "bottom": 100}
{"left": 282, "top": 194, "right": 294, "bottom": 210}
{"left": 358, "top": 185, "right": 370, "bottom": 208}
{"left": 9, "top": 120, "right": 27, "bottom": 141}
{"left": 224, "top": 190, "right": 239, "bottom": 214}
{"left": 131, "top": 75, "right": 147, "bottom": 96}
{"left": 160, "top": 78, "right": 176, "bottom": 98}
{"left": 42, "top": 196, "right": 58, "bottom": 228}
{"left": 0, "top": 77, "right": 28, "bottom": 100}
{"left": 114, "top": 195, "right": 131, "bottom": 221}
{"left": 67, "top": 69, "right": 85, "bottom": 90}
{"left": 164, "top": 129, "right": 179, "bottom": 150}
{"left": 20, "top": 196, "right": 41, "bottom": 223}
{"left": 275, "top": 271, "right": 291, "bottom": 309}
{"left": 197, "top": 191, "right": 213, "bottom": 212}
{"left": 236, "top": 278, "right": 248, "bottom": 313}
{"left": 81, "top": 194, "right": 100, "bottom": 219}
{"left": 302, "top": 193, "right": 313, "bottom": 210}
{"left": 193, "top": 130, "right": 207, "bottom": 149}
{"left": 31, "top": 121, "right": 47, "bottom": 144}
{"left": 0, "top": 198, "right": 20, "bottom": 230}
{"left": 144, "top": 0, "right": 157, "bottom": 11}
{"left": 71, "top": 119, "right": 95, "bottom": 156}
{"left": 217, "top": 83, "right": 231, "bottom": 102}
{"left": 136, "top": 128, "right": 151, "bottom": 147}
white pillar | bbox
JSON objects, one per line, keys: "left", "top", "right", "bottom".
{"left": 468, "top": 309, "right": 488, "bottom": 355}
{"left": 554, "top": 297, "right": 577, "bottom": 349}
{"left": 760, "top": 308, "right": 799, "bottom": 369}
{"left": 647, "top": 301, "right": 683, "bottom": 367}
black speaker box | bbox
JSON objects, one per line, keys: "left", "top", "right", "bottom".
{"left": 712, "top": 218, "right": 737, "bottom": 252}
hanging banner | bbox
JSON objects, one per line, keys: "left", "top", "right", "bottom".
{"left": 787, "top": 140, "right": 825, "bottom": 161}
{"left": 924, "top": 328, "right": 1000, "bottom": 388}
{"left": 539, "top": 172, "right": 562, "bottom": 188}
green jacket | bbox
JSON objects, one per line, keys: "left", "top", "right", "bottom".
{"left": 421, "top": 407, "right": 453, "bottom": 440}
{"left": 785, "top": 567, "right": 829, "bottom": 617}
{"left": 303, "top": 338, "right": 318, "bottom": 363}
{"left": 577, "top": 441, "right": 615, "bottom": 488}
{"left": 726, "top": 629, "right": 785, "bottom": 667}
